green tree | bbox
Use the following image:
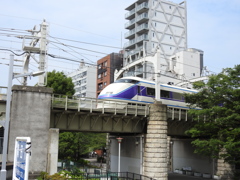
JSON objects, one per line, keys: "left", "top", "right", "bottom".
{"left": 59, "top": 132, "right": 106, "bottom": 161}
{"left": 185, "top": 65, "right": 240, "bottom": 172}
{"left": 47, "top": 70, "right": 75, "bottom": 95}
{"left": 46, "top": 70, "right": 106, "bottom": 162}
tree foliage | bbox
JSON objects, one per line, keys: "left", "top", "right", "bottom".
{"left": 58, "top": 132, "right": 106, "bottom": 162}
{"left": 185, "top": 65, "right": 240, "bottom": 166}
{"left": 46, "top": 70, "right": 106, "bottom": 162}
{"left": 46, "top": 70, "right": 75, "bottom": 96}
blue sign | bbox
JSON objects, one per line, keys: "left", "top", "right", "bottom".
{"left": 13, "top": 137, "right": 31, "bottom": 180}
{"left": 16, "top": 141, "right": 26, "bottom": 180}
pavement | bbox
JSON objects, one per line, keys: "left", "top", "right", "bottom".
{"left": 168, "top": 173, "right": 211, "bottom": 180}
{"left": 85, "top": 158, "right": 210, "bottom": 180}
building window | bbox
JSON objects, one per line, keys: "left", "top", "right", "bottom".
{"left": 98, "top": 74, "right": 102, "bottom": 79}
{"left": 104, "top": 71, "right": 107, "bottom": 76}
{"left": 155, "top": 12, "right": 157, "bottom": 16}
{"left": 169, "top": 6, "right": 171, "bottom": 9}
{"left": 170, "top": 36, "right": 172, "bottom": 39}
{"left": 104, "top": 61, "right": 107, "bottom": 67}
{"left": 104, "top": 82, "right": 107, "bottom": 86}
{"left": 98, "top": 64, "right": 102, "bottom": 69}
{"left": 153, "top": 32, "right": 154, "bottom": 37}
{"left": 98, "top": 83, "right": 103, "bottom": 90}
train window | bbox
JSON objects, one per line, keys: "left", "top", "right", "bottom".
{"left": 114, "top": 79, "right": 139, "bottom": 84}
{"left": 146, "top": 88, "right": 155, "bottom": 96}
{"left": 161, "top": 90, "right": 170, "bottom": 98}
{"left": 172, "top": 92, "right": 183, "bottom": 100}
{"left": 138, "top": 86, "right": 141, "bottom": 94}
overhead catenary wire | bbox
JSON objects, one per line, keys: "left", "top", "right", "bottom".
{"left": 49, "top": 35, "right": 122, "bottom": 50}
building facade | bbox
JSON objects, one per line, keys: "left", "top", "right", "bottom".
{"left": 121, "top": 0, "right": 191, "bottom": 82}
{"left": 96, "top": 53, "right": 123, "bottom": 97}
{"left": 68, "top": 61, "right": 97, "bottom": 98}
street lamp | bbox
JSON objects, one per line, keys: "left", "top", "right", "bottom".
{"left": 0, "top": 54, "right": 44, "bottom": 180}
{"left": 116, "top": 137, "right": 123, "bottom": 176}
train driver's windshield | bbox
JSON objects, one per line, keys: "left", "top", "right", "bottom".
{"left": 114, "top": 79, "right": 139, "bottom": 84}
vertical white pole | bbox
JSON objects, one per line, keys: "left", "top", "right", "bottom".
{"left": 155, "top": 49, "right": 161, "bottom": 101}
{"left": 118, "top": 142, "right": 121, "bottom": 175}
{"left": 38, "top": 20, "right": 48, "bottom": 86}
{"left": 0, "top": 54, "right": 14, "bottom": 180}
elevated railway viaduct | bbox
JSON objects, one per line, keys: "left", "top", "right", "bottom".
{"left": 0, "top": 85, "right": 232, "bottom": 180}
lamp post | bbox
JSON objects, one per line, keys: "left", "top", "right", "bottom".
{"left": 0, "top": 54, "right": 44, "bottom": 180}
{"left": 116, "top": 137, "right": 123, "bottom": 176}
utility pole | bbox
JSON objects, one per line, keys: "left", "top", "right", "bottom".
{"left": 21, "top": 20, "right": 48, "bottom": 86}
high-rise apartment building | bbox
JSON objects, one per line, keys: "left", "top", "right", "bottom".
{"left": 119, "top": 0, "right": 188, "bottom": 81}
{"left": 96, "top": 53, "right": 123, "bottom": 97}
{"left": 68, "top": 61, "right": 97, "bottom": 98}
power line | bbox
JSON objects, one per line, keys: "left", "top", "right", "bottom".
{"left": 49, "top": 36, "right": 92, "bottom": 63}
{"left": 48, "top": 41, "right": 109, "bottom": 55}
{"left": 49, "top": 35, "right": 122, "bottom": 49}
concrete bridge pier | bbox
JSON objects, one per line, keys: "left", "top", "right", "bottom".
{"left": 143, "top": 102, "right": 168, "bottom": 180}
{"left": 8, "top": 85, "right": 58, "bottom": 177}
{"left": 216, "top": 153, "right": 234, "bottom": 180}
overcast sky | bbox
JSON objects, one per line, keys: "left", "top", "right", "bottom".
{"left": 0, "top": 0, "right": 239, "bottom": 87}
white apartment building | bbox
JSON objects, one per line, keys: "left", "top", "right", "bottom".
{"left": 168, "top": 48, "right": 204, "bottom": 84}
{"left": 118, "top": 0, "right": 203, "bottom": 84}
{"left": 68, "top": 62, "right": 97, "bottom": 98}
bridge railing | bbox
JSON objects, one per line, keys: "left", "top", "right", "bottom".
{"left": 167, "top": 107, "right": 191, "bottom": 121}
{"left": 52, "top": 94, "right": 150, "bottom": 117}
{"left": 0, "top": 86, "right": 7, "bottom": 101}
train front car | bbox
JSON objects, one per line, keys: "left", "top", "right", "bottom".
{"left": 97, "top": 77, "right": 140, "bottom": 108}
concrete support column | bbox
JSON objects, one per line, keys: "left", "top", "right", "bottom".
{"left": 8, "top": 85, "right": 53, "bottom": 176}
{"left": 143, "top": 102, "right": 168, "bottom": 180}
{"left": 47, "top": 128, "right": 59, "bottom": 175}
{"left": 216, "top": 158, "right": 234, "bottom": 180}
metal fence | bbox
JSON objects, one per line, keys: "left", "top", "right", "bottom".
{"left": 52, "top": 94, "right": 150, "bottom": 117}
{"left": 65, "top": 172, "right": 155, "bottom": 180}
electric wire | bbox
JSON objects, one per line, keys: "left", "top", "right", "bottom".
{"left": 49, "top": 36, "right": 92, "bottom": 63}
{"left": 49, "top": 35, "right": 122, "bottom": 50}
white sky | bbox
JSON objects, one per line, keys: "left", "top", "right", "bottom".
{"left": 0, "top": 0, "right": 240, "bottom": 88}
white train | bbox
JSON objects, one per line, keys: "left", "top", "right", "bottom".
{"left": 98, "top": 77, "right": 198, "bottom": 109}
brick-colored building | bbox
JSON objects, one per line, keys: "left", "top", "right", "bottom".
{"left": 96, "top": 52, "right": 123, "bottom": 97}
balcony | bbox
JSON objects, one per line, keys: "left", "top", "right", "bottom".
{"left": 124, "top": 39, "right": 136, "bottom": 49}
{"left": 136, "top": 23, "right": 148, "bottom": 34}
{"left": 124, "top": 45, "right": 145, "bottom": 58}
{"left": 136, "top": 34, "right": 148, "bottom": 43}
{"left": 136, "top": 13, "right": 148, "bottom": 24}
{"left": 125, "top": 18, "right": 135, "bottom": 29}
{"left": 125, "top": 8, "right": 135, "bottom": 20}
{"left": 136, "top": 2, "right": 148, "bottom": 13}
{"left": 124, "top": 28, "right": 135, "bottom": 39}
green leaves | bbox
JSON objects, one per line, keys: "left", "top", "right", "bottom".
{"left": 46, "top": 70, "right": 75, "bottom": 96}
{"left": 185, "top": 64, "right": 240, "bottom": 166}
{"left": 58, "top": 132, "right": 106, "bottom": 162}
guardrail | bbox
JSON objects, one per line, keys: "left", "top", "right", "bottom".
{"left": 62, "top": 172, "right": 155, "bottom": 180}
{"left": 52, "top": 95, "right": 150, "bottom": 117}
{"left": 0, "top": 86, "right": 7, "bottom": 101}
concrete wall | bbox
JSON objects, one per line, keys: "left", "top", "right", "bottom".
{"left": 109, "top": 136, "right": 142, "bottom": 174}
{"left": 172, "top": 138, "right": 213, "bottom": 174}
{"left": 8, "top": 85, "right": 53, "bottom": 174}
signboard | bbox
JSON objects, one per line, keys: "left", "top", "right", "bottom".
{"left": 13, "top": 137, "right": 31, "bottom": 180}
